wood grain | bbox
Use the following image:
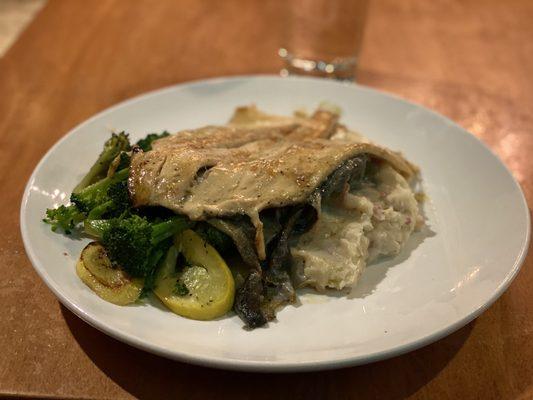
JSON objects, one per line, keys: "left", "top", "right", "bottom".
{"left": 0, "top": 0, "right": 531, "bottom": 399}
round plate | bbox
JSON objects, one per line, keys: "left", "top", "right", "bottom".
{"left": 20, "top": 76, "right": 530, "bottom": 372}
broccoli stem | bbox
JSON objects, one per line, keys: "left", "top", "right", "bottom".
{"left": 79, "top": 168, "right": 129, "bottom": 198}
{"left": 139, "top": 244, "right": 169, "bottom": 295}
{"left": 73, "top": 132, "right": 130, "bottom": 193}
{"left": 85, "top": 215, "right": 188, "bottom": 245}
{"left": 84, "top": 219, "right": 109, "bottom": 237}
{"left": 151, "top": 217, "right": 189, "bottom": 244}
{"left": 87, "top": 200, "right": 115, "bottom": 220}
{"left": 70, "top": 168, "right": 129, "bottom": 212}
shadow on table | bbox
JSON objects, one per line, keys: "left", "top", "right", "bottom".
{"left": 61, "top": 305, "right": 474, "bottom": 400}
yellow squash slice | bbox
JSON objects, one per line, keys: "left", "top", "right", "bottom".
{"left": 76, "top": 242, "right": 143, "bottom": 305}
{"left": 154, "top": 230, "right": 235, "bottom": 320}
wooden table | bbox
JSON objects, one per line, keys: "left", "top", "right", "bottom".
{"left": 1, "top": 1, "right": 531, "bottom": 398}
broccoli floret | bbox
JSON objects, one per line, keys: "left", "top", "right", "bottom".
{"left": 102, "top": 216, "right": 152, "bottom": 276}
{"left": 43, "top": 205, "right": 85, "bottom": 234}
{"left": 195, "top": 222, "right": 234, "bottom": 254}
{"left": 85, "top": 215, "right": 189, "bottom": 278}
{"left": 116, "top": 151, "right": 131, "bottom": 170}
{"left": 104, "top": 151, "right": 131, "bottom": 181}
{"left": 73, "top": 132, "right": 131, "bottom": 193}
{"left": 44, "top": 168, "right": 129, "bottom": 233}
{"left": 107, "top": 181, "right": 130, "bottom": 210}
{"left": 72, "top": 167, "right": 129, "bottom": 216}
{"left": 135, "top": 131, "right": 170, "bottom": 152}
{"left": 86, "top": 180, "right": 131, "bottom": 220}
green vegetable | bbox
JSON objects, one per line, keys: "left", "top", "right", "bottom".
{"left": 153, "top": 230, "right": 235, "bottom": 320}
{"left": 84, "top": 215, "right": 189, "bottom": 278}
{"left": 44, "top": 168, "right": 129, "bottom": 233}
{"left": 77, "top": 241, "right": 143, "bottom": 305}
{"left": 173, "top": 281, "right": 190, "bottom": 296}
{"left": 135, "top": 131, "right": 170, "bottom": 152}
{"left": 73, "top": 132, "right": 131, "bottom": 193}
{"left": 115, "top": 152, "right": 131, "bottom": 171}
{"left": 43, "top": 205, "right": 85, "bottom": 234}
{"left": 70, "top": 168, "right": 129, "bottom": 213}
{"left": 86, "top": 180, "right": 130, "bottom": 220}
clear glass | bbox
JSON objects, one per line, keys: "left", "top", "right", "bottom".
{"left": 280, "top": 0, "right": 369, "bottom": 81}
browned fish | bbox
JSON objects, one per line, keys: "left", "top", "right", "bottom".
{"left": 129, "top": 106, "right": 416, "bottom": 259}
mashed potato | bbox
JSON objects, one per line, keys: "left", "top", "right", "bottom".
{"left": 291, "top": 164, "right": 421, "bottom": 291}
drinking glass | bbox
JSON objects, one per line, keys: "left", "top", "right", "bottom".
{"left": 279, "top": 0, "right": 369, "bottom": 81}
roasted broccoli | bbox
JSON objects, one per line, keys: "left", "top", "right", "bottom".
{"left": 44, "top": 168, "right": 129, "bottom": 233}
{"left": 115, "top": 151, "right": 131, "bottom": 170}
{"left": 85, "top": 215, "right": 189, "bottom": 278}
{"left": 105, "top": 151, "right": 132, "bottom": 178}
{"left": 73, "top": 132, "right": 131, "bottom": 193}
{"left": 70, "top": 168, "right": 128, "bottom": 213}
{"left": 135, "top": 131, "right": 170, "bottom": 152}
{"left": 43, "top": 205, "right": 86, "bottom": 234}
{"left": 85, "top": 180, "right": 131, "bottom": 220}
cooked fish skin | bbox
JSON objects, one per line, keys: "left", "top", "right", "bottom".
{"left": 234, "top": 270, "right": 268, "bottom": 328}
{"left": 229, "top": 104, "right": 338, "bottom": 140}
{"left": 207, "top": 217, "right": 260, "bottom": 269}
{"left": 130, "top": 138, "right": 415, "bottom": 219}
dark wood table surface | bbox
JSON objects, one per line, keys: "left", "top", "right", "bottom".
{"left": 1, "top": 1, "right": 531, "bottom": 398}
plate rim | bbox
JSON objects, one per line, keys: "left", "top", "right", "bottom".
{"left": 20, "top": 74, "right": 531, "bottom": 372}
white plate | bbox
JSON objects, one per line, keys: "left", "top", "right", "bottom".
{"left": 21, "top": 76, "right": 530, "bottom": 372}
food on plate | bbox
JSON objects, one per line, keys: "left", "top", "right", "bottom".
{"left": 44, "top": 105, "right": 423, "bottom": 328}
{"left": 153, "top": 230, "right": 235, "bottom": 320}
{"left": 76, "top": 242, "right": 144, "bottom": 305}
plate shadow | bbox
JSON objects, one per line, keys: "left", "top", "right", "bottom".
{"left": 61, "top": 304, "right": 474, "bottom": 400}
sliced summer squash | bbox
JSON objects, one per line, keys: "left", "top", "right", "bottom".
{"left": 76, "top": 241, "right": 143, "bottom": 305}
{"left": 154, "top": 230, "right": 235, "bottom": 320}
